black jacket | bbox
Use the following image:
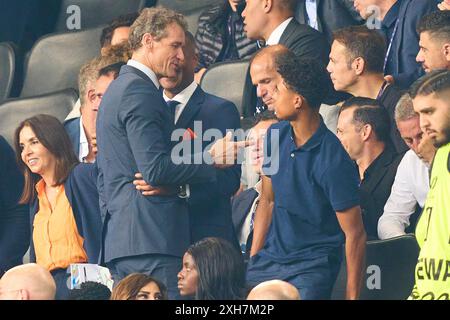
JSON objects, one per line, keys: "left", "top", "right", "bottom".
{"left": 194, "top": 1, "right": 258, "bottom": 70}
{"left": 360, "top": 147, "right": 404, "bottom": 240}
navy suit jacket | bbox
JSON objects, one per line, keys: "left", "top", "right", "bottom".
{"left": 96, "top": 65, "right": 216, "bottom": 263}
{"left": 64, "top": 117, "right": 81, "bottom": 157}
{"left": 387, "top": 0, "right": 439, "bottom": 89}
{"left": 174, "top": 86, "right": 241, "bottom": 247}
{"left": 0, "top": 136, "right": 29, "bottom": 274}
{"left": 29, "top": 163, "right": 102, "bottom": 265}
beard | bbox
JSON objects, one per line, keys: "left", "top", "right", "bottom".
{"left": 432, "top": 126, "right": 450, "bottom": 148}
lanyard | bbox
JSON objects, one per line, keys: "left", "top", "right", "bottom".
{"left": 383, "top": 18, "right": 400, "bottom": 74}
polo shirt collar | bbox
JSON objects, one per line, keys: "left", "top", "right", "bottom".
{"left": 382, "top": 0, "right": 401, "bottom": 29}
{"left": 289, "top": 119, "right": 328, "bottom": 152}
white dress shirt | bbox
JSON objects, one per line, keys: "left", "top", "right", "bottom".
{"left": 378, "top": 150, "right": 430, "bottom": 239}
{"left": 266, "top": 17, "right": 294, "bottom": 46}
{"left": 163, "top": 81, "right": 198, "bottom": 124}
{"left": 127, "top": 59, "right": 160, "bottom": 89}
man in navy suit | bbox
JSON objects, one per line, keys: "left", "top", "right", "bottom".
{"left": 96, "top": 8, "right": 246, "bottom": 299}
{"left": 134, "top": 32, "right": 242, "bottom": 248}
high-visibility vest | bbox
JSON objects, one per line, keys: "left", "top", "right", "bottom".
{"left": 410, "top": 143, "right": 450, "bottom": 300}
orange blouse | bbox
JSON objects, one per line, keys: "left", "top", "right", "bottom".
{"left": 33, "top": 179, "right": 87, "bottom": 271}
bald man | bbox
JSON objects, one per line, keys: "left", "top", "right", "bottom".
{"left": 0, "top": 263, "right": 56, "bottom": 300}
{"left": 247, "top": 280, "right": 300, "bottom": 300}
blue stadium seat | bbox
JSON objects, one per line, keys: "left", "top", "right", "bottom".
{"left": 0, "top": 89, "right": 78, "bottom": 146}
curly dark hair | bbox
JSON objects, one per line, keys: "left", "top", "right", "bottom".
{"left": 274, "top": 52, "right": 331, "bottom": 109}
{"left": 68, "top": 281, "right": 111, "bottom": 300}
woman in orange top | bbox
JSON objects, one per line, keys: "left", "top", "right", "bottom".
{"left": 14, "top": 114, "right": 102, "bottom": 300}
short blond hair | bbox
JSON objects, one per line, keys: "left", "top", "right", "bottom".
{"left": 128, "top": 7, "right": 187, "bottom": 51}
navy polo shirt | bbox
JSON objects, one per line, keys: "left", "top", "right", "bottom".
{"left": 260, "top": 120, "right": 360, "bottom": 264}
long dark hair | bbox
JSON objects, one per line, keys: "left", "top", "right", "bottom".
{"left": 14, "top": 114, "right": 79, "bottom": 204}
{"left": 187, "top": 237, "right": 245, "bottom": 300}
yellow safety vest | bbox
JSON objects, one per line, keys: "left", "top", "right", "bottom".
{"left": 410, "top": 143, "right": 450, "bottom": 300}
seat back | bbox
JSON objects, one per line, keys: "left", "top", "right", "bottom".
{"left": 0, "top": 89, "right": 78, "bottom": 146}
{"left": 331, "top": 234, "right": 420, "bottom": 300}
{"left": 20, "top": 26, "right": 103, "bottom": 98}
{"left": 0, "top": 42, "right": 16, "bottom": 102}
{"left": 200, "top": 60, "right": 250, "bottom": 116}
{"left": 53, "top": 0, "right": 146, "bottom": 32}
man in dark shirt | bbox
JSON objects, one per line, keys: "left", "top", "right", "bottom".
{"left": 248, "top": 51, "right": 366, "bottom": 300}
{"left": 327, "top": 25, "right": 408, "bottom": 153}
{"left": 337, "top": 98, "right": 403, "bottom": 239}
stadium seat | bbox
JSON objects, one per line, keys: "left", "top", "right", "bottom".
{"left": 19, "top": 26, "right": 103, "bottom": 98}
{"left": 156, "top": 0, "right": 221, "bottom": 13}
{"left": 0, "top": 89, "right": 78, "bottom": 146}
{"left": 184, "top": 7, "right": 204, "bottom": 35}
{"left": 331, "top": 234, "right": 420, "bottom": 300}
{"left": 0, "top": 42, "right": 16, "bottom": 102}
{"left": 53, "top": 0, "right": 147, "bottom": 32}
{"left": 200, "top": 60, "right": 250, "bottom": 116}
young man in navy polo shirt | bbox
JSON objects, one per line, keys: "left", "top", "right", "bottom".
{"left": 246, "top": 51, "right": 367, "bottom": 300}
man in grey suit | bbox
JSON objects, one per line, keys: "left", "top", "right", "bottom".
{"left": 96, "top": 7, "right": 245, "bottom": 299}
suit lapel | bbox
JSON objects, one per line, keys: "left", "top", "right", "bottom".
{"left": 175, "top": 86, "right": 204, "bottom": 130}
